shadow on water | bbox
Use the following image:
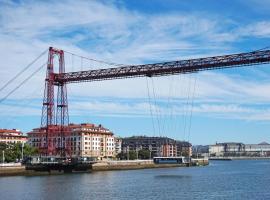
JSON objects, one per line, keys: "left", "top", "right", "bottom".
{"left": 155, "top": 175, "right": 191, "bottom": 179}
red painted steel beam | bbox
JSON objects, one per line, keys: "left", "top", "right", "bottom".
{"left": 55, "top": 50, "right": 270, "bottom": 84}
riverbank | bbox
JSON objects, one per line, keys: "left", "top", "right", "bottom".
{"left": 209, "top": 156, "right": 270, "bottom": 160}
{"left": 0, "top": 159, "right": 208, "bottom": 176}
{"left": 92, "top": 160, "right": 185, "bottom": 171}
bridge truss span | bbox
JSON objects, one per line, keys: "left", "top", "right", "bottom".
{"left": 39, "top": 47, "right": 270, "bottom": 157}
{"left": 55, "top": 49, "right": 270, "bottom": 84}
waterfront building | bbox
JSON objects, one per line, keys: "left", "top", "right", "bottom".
{"left": 114, "top": 137, "right": 122, "bottom": 154}
{"left": 192, "top": 145, "right": 209, "bottom": 157}
{"left": 244, "top": 142, "right": 270, "bottom": 156}
{"left": 0, "top": 129, "right": 28, "bottom": 144}
{"left": 209, "top": 142, "right": 270, "bottom": 157}
{"left": 122, "top": 136, "right": 192, "bottom": 157}
{"left": 27, "top": 123, "right": 115, "bottom": 159}
{"left": 209, "top": 142, "right": 244, "bottom": 156}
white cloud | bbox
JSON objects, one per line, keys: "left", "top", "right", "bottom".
{"left": 1, "top": 0, "right": 270, "bottom": 125}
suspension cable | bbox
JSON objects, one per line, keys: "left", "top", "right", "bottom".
{"left": 165, "top": 76, "right": 174, "bottom": 136}
{"left": 63, "top": 50, "right": 125, "bottom": 67}
{"left": 146, "top": 77, "right": 156, "bottom": 136}
{"left": 183, "top": 74, "right": 192, "bottom": 141}
{"left": 0, "top": 84, "right": 41, "bottom": 127}
{"left": 0, "top": 63, "right": 46, "bottom": 104}
{"left": 0, "top": 49, "right": 47, "bottom": 93}
{"left": 187, "top": 75, "right": 197, "bottom": 143}
{"left": 151, "top": 78, "right": 162, "bottom": 137}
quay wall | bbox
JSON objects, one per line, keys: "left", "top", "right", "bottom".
{"left": 209, "top": 156, "right": 270, "bottom": 160}
{"left": 0, "top": 166, "right": 62, "bottom": 176}
{"left": 0, "top": 159, "right": 209, "bottom": 176}
{"left": 92, "top": 160, "right": 185, "bottom": 171}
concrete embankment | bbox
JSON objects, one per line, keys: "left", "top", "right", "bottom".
{"left": 0, "top": 159, "right": 209, "bottom": 176}
{"left": 0, "top": 166, "right": 53, "bottom": 176}
{"left": 92, "top": 159, "right": 208, "bottom": 171}
{"left": 92, "top": 160, "right": 184, "bottom": 171}
{"left": 209, "top": 157, "right": 270, "bottom": 161}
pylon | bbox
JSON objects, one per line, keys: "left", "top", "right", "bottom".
{"left": 41, "top": 47, "right": 70, "bottom": 157}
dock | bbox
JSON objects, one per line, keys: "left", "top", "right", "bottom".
{"left": 0, "top": 159, "right": 209, "bottom": 176}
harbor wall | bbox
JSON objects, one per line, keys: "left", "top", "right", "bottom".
{"left": 209, "top": 156, "right": 270, "bottom": 160}
{"left": 92, "top": 160, "right": 186, "bottom": 171}
{"left": 0, "top": 159, "right": 209, "bottom": 176}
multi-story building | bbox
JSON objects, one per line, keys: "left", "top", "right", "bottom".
{"left": 209, "top": 142, "right": 270, "bottom": 157}
{"left": 0, "top": 129, "right": 28, "bottom": 144}
{"left": 243, "top": 142, "right": 270, "bottom": 156}
{"left": 176, "top": 141, "right": 192, "bottom": 156}
{"left": 114, "top": 137, "right": 122, "bottom": 154}
{"left": 27, "top": 123, "right": 115, "bottom": 159}
{"left": 209, "top": 144, "right": 225, "bottom": 157}
{"left": 209, "top": 142, "right": 244, "bottom": 156}
{"left": 122, "top": 136, "right": 192, "bottom": 157}
{"left": 192, "top": 145, "right": 209, "bottom": 157}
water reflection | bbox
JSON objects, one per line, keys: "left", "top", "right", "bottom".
{"left": 1, "top": 160, "right": 270, "bottom": 200}
{"left": 155, "top": 175, "right": 191, "bottom": 179}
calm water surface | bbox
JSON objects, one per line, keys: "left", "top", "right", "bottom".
{"left": 1, "top": 160, "right": 270, "bottom": 200}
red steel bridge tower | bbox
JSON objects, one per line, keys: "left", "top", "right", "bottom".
{"left": 41, "top": 47, "right": 70, "bottom": 157}
{"left": 39, "top": 47, "right": 270, "bottom": 158}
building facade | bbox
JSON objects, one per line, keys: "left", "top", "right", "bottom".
{"left": 122, "top": 136, "right": 192, "bottom": 157}
{"left": 209, "top": 142, "right": 270, "bottom": 157}
{"left": 0, "top": 129, "right": 28, "bottom": 144}
{"left": 114, "top": 137, "right": 122, "bottom": 154}
{"left": 27, "top": 123, "right": 115, "bottom": 159}
{"left": 244, "top": 142, "right": 270, "bottom": 156}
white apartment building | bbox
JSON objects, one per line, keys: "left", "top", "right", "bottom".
{"left": 27, "top": 123, "right": 116, "bottom": 159}
{"left": 0, "top": 129, "right": 28, "bottom": 144}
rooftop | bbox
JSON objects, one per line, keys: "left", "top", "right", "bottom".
{"left": 0, "top": 128, "right": 22, "bottom": 135}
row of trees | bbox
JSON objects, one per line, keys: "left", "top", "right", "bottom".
{"left": 0, "top": 142, "right": 38, "bottom": 163}
{"left": 116, "top": 149, "right": 151, "bottom": 160}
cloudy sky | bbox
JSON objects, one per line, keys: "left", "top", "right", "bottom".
{"left": 1, "top": 0, "right": 270, "bottom": 144}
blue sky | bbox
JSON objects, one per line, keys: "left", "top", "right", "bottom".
{"left": 1, "top": 0, "right": 270, "bottom": 145}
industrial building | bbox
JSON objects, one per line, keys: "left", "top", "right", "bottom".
{"left": 122, "top": 136, "right": 192, "bottom": 157}
{"left": 27, "top": 123, "right": 115, "bottom": 159}
{"left": 0, "top": 129, "right": 28, "bottom": 144}
{"left": 209, "top": 142, "right": 270, "bottom": 157}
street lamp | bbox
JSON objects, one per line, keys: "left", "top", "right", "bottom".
{"left": 21, "top": 142, "right": 24, "bottom": 161}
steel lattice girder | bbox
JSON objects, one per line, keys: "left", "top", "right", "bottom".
{"left": 54, "top": 50, "right": 270, "bottom": 84}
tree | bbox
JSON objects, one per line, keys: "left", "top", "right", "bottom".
{"left": 116, "top": 150, "right": 137, "bottom": 160}
{"left": 116, "top": 152, "right": 126, "bottom": 160}
{"left": 138, "top": 149, "right": 150, "bottom": 159}
{"left": 128, "top": 150, "right": 137, "bottom": 160}
{"left": 0, "top": 142, "right": 38, "bottom": 163}
{"left": 22, "top": 143, "right": 39, "bottom": 157}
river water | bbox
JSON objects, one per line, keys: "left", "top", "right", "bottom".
{"left": 1, "top": 160, "right": 270, "bottom": 200}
